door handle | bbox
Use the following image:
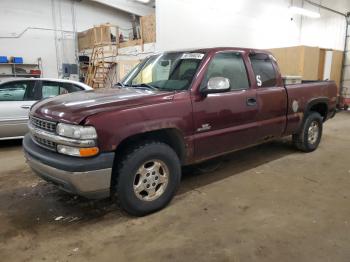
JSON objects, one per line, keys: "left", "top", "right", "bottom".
{"left": 246, "top": 97, "right": 257, "bottom": 106}
{"left": 21, "top": 105, "right": 31, "bottom": 109}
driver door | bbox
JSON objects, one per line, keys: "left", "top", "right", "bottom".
{"left": 192, "top": 51, "right": 259, "bottom": 159}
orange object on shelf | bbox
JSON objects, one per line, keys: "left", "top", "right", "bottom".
{"left": 30, "top": 69, "right": 41, "bottom": 75}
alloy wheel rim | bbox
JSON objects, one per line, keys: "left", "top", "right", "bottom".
{"left": 307, "top": 121, "right": 319, "bottom": 145}
{"left": 133, "top": 160, "right": 169, "bottom": 201}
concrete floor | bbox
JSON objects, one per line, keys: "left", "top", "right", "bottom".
{"left": 1, "top": 111, "right": 350, "bottom": 262}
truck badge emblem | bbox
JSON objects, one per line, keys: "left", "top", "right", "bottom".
{"left": 197, "top": 123, "right": 211, "bottom": 132}
{"left": 292, "top": 100, "right": 299, "bottom": 112}
{"left": 256, "top": 75, "right": 262, "bottom": 87}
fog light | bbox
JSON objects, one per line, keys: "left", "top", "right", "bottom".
{"left": 57, "top": 145, "right": 99, "bottom": 157}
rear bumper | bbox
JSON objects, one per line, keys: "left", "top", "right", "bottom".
{"left": 23, "top": 134, "right": 114, "bottom": 199}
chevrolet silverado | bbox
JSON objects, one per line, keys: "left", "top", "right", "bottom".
{"left": 23, "top": 47, "right": 337, "bottom": 216}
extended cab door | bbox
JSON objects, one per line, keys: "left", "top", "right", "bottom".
{"left": 192, "top": 51, "right": 259, "bottom": 160}
{"left": 248, "top": 52, "right": 288, "bottom": 140}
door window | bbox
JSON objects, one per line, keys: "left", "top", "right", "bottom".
{"left": 202, "top": 52, "right": 250, "bottom": 91}
{"left": 249, "top": 53, "right": 277, "bottom": 87}
{"left": 0, "top": 81, "right": 36, "bottom": 101}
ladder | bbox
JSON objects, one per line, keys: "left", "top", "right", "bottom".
{"left": 340, "top": 13, "right": 350, "bottom": 109}
{"left": 85, "top": 43, "right": 117, "bottom": 89}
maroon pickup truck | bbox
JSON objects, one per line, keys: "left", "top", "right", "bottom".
{"left": 23, "top": 47, "right": 337, "bottom": 216}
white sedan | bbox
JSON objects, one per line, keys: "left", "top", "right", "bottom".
{"left": 0, "top": 78, "right": 92, "bottom": 140}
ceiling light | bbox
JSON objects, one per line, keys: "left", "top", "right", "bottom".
{"left": 134, "top": 0, "right": 151, "bottom": 3}
{"left": 289, "top": 6, "right": 320, "bottom": 18}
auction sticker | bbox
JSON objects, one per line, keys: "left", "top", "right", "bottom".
{"left": 181, "top": 53, "right": 204, "bottom": 60}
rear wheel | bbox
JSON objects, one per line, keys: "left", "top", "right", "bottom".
{"left": 292, "top": 112, "right": 323, "bottom": 152}
{"left": 115, "top": 141, "right": 181, "bottom": 216}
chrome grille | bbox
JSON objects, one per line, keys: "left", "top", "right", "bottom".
{"left": 30, "top": 116, "right": 57, "bottom": 133}
{"left": 33, "top": 135, "right": 57, "bottom": 151}
{"left": 30, "top": 116, "right": 57, "bottom": 150}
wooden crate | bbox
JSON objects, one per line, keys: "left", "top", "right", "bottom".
{"left": 140, "top": 14, "right": 156, "bottom": 44}
{"left": 78, "top": 24, "right": 118, "bottom": 51}
{"left": 78, "top": 30, "right": 92, "bottom": 51}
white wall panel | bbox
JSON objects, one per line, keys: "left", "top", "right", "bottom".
{"left": 300, "top": 4, "right": 347, "bottom": 51}
{"left": 156, "top": 0, "right": 348, "bottom": 52}
{"left": 156, "top": 0, "right": 302, "bottom": 51}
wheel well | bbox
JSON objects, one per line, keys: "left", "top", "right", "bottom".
{"left": 309, "top": 103, "right": 328, "bottom": 121}
{"left": 114, "top": 129, "right": 186, "bottom": 165}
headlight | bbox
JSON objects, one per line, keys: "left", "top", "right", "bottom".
{"left": 56, "top": 123, "right": 97, "bottom": 139}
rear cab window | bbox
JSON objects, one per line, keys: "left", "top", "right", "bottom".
{"left": 201, "top": 52, "right": 250, "bottom": 91}
{"left": 249, "top": 53, "right": 277, "bottom": 87}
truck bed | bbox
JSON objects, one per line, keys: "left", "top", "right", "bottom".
{"left": 284, "top": 80, "right": 337, "bottom": 135}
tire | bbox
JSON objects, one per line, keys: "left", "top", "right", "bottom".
{"left": 292, "top": 112, "right": 323, "bottom": 152}
{"left": 115, "top": 141, "right": 181, "bottom": 216}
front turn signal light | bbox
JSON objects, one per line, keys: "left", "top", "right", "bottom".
{"left": 79, "top": 147, "right": 99, "bottom": 157}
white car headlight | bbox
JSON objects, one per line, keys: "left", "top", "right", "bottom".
{"left": 56, "top": 123, "right": 97, "bottom": 140}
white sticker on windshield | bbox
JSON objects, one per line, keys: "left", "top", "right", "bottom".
{"left": 181, "top": 53, "right": 204, "bottom": 60}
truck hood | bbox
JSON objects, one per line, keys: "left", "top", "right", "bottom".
{"left": 31, "top": 87, "right": 175, "bottom": 124}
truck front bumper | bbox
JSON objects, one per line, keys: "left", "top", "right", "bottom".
{"left": 23, "top": 134, "right": 115, "bottom": 199}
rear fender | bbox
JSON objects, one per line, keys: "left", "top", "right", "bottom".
{"left": 304, "top": 97, "right": 329, "bottom": 121}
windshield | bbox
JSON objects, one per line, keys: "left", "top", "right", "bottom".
{"left": 121, "top": 52, "right": 204, "bottom": 91}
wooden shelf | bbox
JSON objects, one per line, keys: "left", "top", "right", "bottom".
{"left": 0, "top": 63, "right": 39, "bottom": 66}
{"left": 0, "top": 73, "right": 41, "bottom": 77}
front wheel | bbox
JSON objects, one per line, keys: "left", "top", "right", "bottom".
{"left": 292, "top": 112, "right": 323, "bottom": 152}
{"left": 115, "top": 141, "right": 181, "bottom": 216}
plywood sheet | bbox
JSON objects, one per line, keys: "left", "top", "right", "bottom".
{"left": 330, "top": 50, "right": 343, "bottom": 94}
{"left": 268, "top": 46, "right": 303, "bottom": 77}
{"left": 269, "top": 45, "right": 320, "bottom": 80}
{"left": 141, "top": 14, "right": 156, "bottom": 44}
{"left": 302, "top": 46, "right": 320, "bottom": 80}
{"left": 318, "top": 49, "right": 326, "bottom": 80}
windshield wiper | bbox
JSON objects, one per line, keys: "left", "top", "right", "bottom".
{"left": 115, "top": 82, "right": 125, "bottom": 88}
{"left": 131, "top": 83, "right": 159, "bottom": 91}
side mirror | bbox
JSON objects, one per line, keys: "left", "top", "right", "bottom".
{"left": 202, "top": 77, "right": 230, "bottom": 94}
